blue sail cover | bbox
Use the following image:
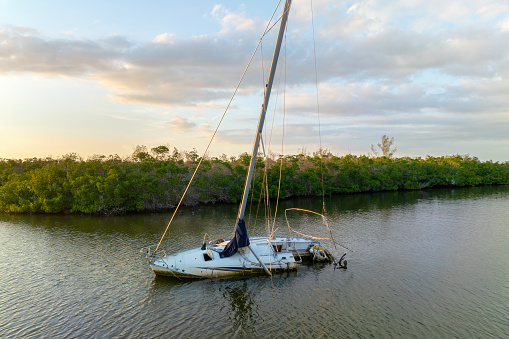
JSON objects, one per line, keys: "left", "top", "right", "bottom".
{"left": 220, "top": 219, "right": 250, "bottom": 258}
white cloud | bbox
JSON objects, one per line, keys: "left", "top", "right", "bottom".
{"left": 477, "top": 3, "right": 509, "bottom": 20}
{"left": 211, "top": 4, "right": 223, "bottom": 17}
{"left": 499, "top": 17, "right": 509, "bottom": 31}
{"left": 153, "top": 33, "right": 176, "bottom": 44}
{"left": 166, "top": 115, "right": 197, "bottom": 134}
{"left": 210, "top": 4, "right": 259, "bottom": 35}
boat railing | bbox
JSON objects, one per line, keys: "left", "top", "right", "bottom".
{"left": 140, "top": 244, "right": 167, "bottom": 261}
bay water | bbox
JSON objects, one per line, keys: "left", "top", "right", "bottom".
{"left": 1, "top": 186, "right": 508, "bottom": 338}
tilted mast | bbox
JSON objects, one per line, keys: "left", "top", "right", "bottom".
{"left": 237, "top": 0, "right": 292, "bottom": 222}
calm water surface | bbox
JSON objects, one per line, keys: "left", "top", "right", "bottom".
{"left": 1, "top": 186, "right": 508, "bottom": 338}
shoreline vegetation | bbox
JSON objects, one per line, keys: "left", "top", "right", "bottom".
{"left": 1, "top": 146, "right": 508, "bottom": 215}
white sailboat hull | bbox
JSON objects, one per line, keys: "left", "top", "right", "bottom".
{"left": 142, "top": 236, "right": 329, "bottom": 279}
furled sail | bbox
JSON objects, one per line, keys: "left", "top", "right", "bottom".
{"left": 220, "top": 219, "right": 250, "bottom": 258}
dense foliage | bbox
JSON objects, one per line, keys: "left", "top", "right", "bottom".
{"left": 1, "top": 146, "right": 508, "bottom": 214}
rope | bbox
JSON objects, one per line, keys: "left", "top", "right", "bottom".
{"left": 310, "top": 0, "right": 326, "bottom": 215}
{"left": 236, "top": 0, "right": 287, "bottom": 240}
{"left": 284, "top": 208, "right": 334, "bottom": 241}
{"left": 270, "top": 30, "right": 287, "bottom": 236}
{"left": 153, "top": 2, "right": 284, "bottom": 254}
{"left": 246, "top": 1, "right": 289, "bottom": 239}
{"left": 263, "top": 0, "right": 291, "bottom": 37}
{"left": 264, "top": 166, "right": 271, "bottom": 235}
{"left": 284, "top": 207, "right": 353, "bottom": 252}
{"left": 260, "top": 38, "right": 265, "bottom": 91}
{"left": 246, "top": 170, "right": 256, "bottom": 232}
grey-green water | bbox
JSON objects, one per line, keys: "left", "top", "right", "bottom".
{"left": 1, "top": 186, "right": 508, "bottom": 338}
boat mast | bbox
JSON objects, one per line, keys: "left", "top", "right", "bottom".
{"left": 237, "top": 0, "right": 292, "bottom": 222}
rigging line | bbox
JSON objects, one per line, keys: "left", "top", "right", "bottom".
{"left": 262, "top": 18, "right": 289, "bottom": 236}
{"left": 278, "top": 33, "right": 287, "bottom": 235}
{"left": 153, "top": 14, "right": 277, "bottom": 254}
{"left": 247, "top": 170, "right": 255, "bottom": 232}
{"left": 246, "top": 159, "right": 262, "bottom": 235}
{"left": 254, "top": 173, "right": 265, "bottom": 233}
{"left": 261, "top": 0, "right": 283, "bottom": 85}
{"left": 247, "top": 141, "right": 270, "bottom": 236}
{"left": 265, "top": 171, "right": 271, "bottom": 236}
{"left": 310, "top": 0, "right": 326, "bottom": 215}
{"left": 261, "top": 146, "right": 271, "bottom": 236}
{"left": 262, "top": 0, "right": 290, "bottom": 38}
{"left": 260, "top": 40, "right": 265, "bottom": 91}
{"left": 247, "top": 152, "right": 265, "bottom": 237}
{"left": 269, "top": 29, "right": 287, "bottom": 235}
{"left": 266, "top": 34, "right": 284, "bottom": 160}
{"left": 284, "top": 208, "right": 342, "bottom": 250}
{"left": 260, "top": 134, "right": 266, "bottom": 157}
{"left": 261, "top": 32, "right": 285, "bottom": 236}
{"left": 245, "top": 1, "right": 285, "bottom": 238}
{"left": 262, "top": 49, "right": 275, "bottom": 235}
{"left": 261, "top": 28, "right": 274, "bottom": 235}
{"left": 264, "top": 52, "right": 285, "bottom": 236}
{"left": 266, "top": 18, "right": 286, "bottom": 156}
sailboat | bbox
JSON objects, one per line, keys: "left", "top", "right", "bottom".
{"left": 141, "top": 0, "right": 346, "bottom": 279}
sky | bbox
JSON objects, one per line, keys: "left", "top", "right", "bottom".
{"left": 1, "top": 0, "right": 508, "bottom": 162}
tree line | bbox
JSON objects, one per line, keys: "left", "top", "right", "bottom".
{"left": 0, "top": 146, "right": 508, "bottom": 214}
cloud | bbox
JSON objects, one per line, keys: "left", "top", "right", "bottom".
{"left": 1, "top": 1, "right": 508, "bottom": 139}
{"left": 153, "top": 33, "right": 176, "bottom": 44}
{"left": 499, "top": 17, "right": 509, "bottom": 31}
{"left": 0, "top": 27, "right": 130, "bottom": 76}
{"left": 210, "top": 4, "right": 260, "bottom": 35}
{"left": 166, "top": 115, "right": 197, "bottom": 134}
{"left": 477, "top": 3, "right": 509, "bottom": 20}
{"left": 0, "top": 25, "right": 261, "bottom": 106}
